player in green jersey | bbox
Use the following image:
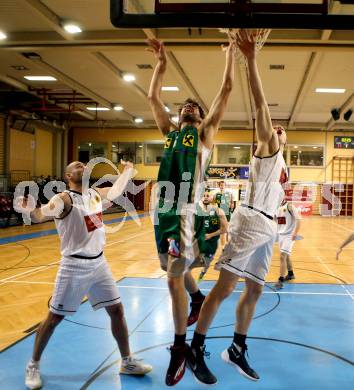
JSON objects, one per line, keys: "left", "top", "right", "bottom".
{"left": 147, "top": 36, "right": 236, "bottom": 386}
{"left": 215, "top": 180, "right": 235, "bottom": 247}
{"left": 197, "top": 189, "right": 228, "bottom": 282}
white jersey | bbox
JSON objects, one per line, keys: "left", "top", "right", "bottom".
{"left": 55, "top": 189, "right": 105, "bottom": 257}
{"left": 277, "top": 202, "right": 298, "bottom": 236}
{"left": 243, "top": 150, "right": 288, "bottom": 217}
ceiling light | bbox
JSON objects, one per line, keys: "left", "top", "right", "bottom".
{"left": 138, "top": 145, "right": 143, "bottom": 148}
{"left": 112, "top": 144, "right": 117, "bottom": 148}
{"left": 315, "top": 88, "right": 346, "bottom": 94}
{"left": 294, "top": 145, "right": 298, "bottom": 149}
{"left": 88, "top": 143, "right": 92, "bottom": 147}
{"left": 123, "top": 73, "right": 135, "bottom": 82}
{"left": 63, "top": 23, "right": 82, "bottom": 34}
{"left": 134, "top": 117, "right": 143, "bottom": 123}
{"left": 172, "top": 116, "right": 179, "bottom": 123}
{"left": 0, "top": 31, "right": 7, "bottom": 40}
{"left": 233, "top": 146, "right": 241, "bottom": 149}
{"left": 114, "top": 105, "right": 124, "bottom": 111}
{"left": 24, "top": 76, "right": 57, "bottom": 81}
{"left": 86, "top": 107, "right": 110, "bottom": 111}
{"left": 165, "top": 106, "right": 170, "bottom": 112}
{"left": 162, "top": 86, "right": 179, "bottom": 91}
{"left": 313, "top": 146, "right": 318, "bottom": 149}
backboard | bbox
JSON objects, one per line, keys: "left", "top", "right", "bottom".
{"left": 110, "top": 0, "right": 354, "bottom": 29}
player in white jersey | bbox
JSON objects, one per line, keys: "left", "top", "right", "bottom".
{"left": 188, "top": 30, "right": 288, "bottom": 385}
{"left": 16, "top": 161, "right": 152, "bottom": 390}
{"left": 275, "top": 200, "right": 301, "bottom": 289}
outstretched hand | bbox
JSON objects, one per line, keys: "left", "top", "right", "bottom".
{"left": 120, "top": 159, "right": 134, "bottom": 171}
{"left": 235, "top": 29, "right": 257, "bottom": 60}
{"left": 146, "top": 38, "right": 166, "bottom": 63}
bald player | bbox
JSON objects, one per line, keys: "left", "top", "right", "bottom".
{"left": 16, "top": 161, "right": 152, "bottom": 390}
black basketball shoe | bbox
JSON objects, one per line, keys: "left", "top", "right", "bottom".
{"left": 187, "top": 344, "right": 217, "bottom": 385}
{"left": 221, "top": 343, "right": 260, "bottom": 381}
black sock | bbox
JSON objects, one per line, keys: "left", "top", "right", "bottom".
{"left": 288, "top": 270, "right": 294, "bottom": 276}
{"left": 279, "top": 276, "right": 285, "bottom": 282}
{"left": 191, "top": 332, "right": 206, "bottom": 349}
{"left": 233, "top": 332, "right": 246, "bottom": 348}
{"left": 190, "top": 290, "right": 204, "bottom": 302}
{"left": 174, "top": 334, "right": 186, "bottom": 347}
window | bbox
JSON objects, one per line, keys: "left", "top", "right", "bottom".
{"left": 216, "top": 144, "right": 251, "bottom": 165}
{"left": 78, "top": 142, "right": 107, "bottom": 163}
{"left": 112, "top": 142, "right": 143, "bottom": 164}
{"left": 289, "top": 145, "right": 324, "bottom": 167}
{"left": 145, "top": 142, "right": 164, "bottom": 164}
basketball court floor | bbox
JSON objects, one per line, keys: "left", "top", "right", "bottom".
{"left": 0, "top": 213, "right": 353, "bottom": 389}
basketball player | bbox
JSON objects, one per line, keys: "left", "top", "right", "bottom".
{"left": 17, "top": 161, "right": 152, "bottom": 390}
{"left": 147, "top": 37, "right": 235, "bottom": 386}
{"left": 214, "top": 180, "right": 234, "bottom": 247}
{"left": 197, "top": 189, "right": 228, "bottom": 282}
{"left": 336, "top": 232, "right": 354, "bottom": 260}
{"left": 188, "top": 29, "right": 288, "bottom": 385}
{"left": 275, "top": 200, "right": 301, "bottom": 289}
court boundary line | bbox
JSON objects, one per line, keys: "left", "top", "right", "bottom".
{"left": 317, "top": 255, "right": 354, "bottom": 301}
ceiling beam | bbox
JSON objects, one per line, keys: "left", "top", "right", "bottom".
{"left": 288, "top": 52, "right": 323, "bottom": 129}
{"left": 0, "top": 74, "right": 94, "bottom": 120}
{"left": 22, "top": 55, "right": 113, "bottom": 109}
{"left": 22, "top": 0, "right": 74, "bottom": 41}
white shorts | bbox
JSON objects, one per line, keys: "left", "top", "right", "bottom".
{"left": 50, "top": 255, "right": 120, "bottom": 316}
{"left": 218, "top": 207, "right": 277, "bottom": 286}
{"left": 278, "top": 234, "right": 295, "bottom": 255}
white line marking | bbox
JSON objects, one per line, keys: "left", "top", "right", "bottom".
{"left": 105, "top": 229, "right": 153, "bottom": 247}
{"left": 116, "top": 284, "right": 352, "bottom": 297}
{"left": 330, "top": 221, "right": 354, "bottom": 234}
{"left": 0, "top": 261, "right": 60, "bottom": 284}
{"left": 0, "top": 230, "right": 154, "bottom": 286}
{"left": 317, "top": 255, "right": 354, "bottom": 301}
{"left": 5, "top": 280, "right": 55, "bottom": 285}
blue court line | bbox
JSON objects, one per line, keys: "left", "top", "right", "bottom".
{"left": 0, "top": 213, "right": 148, "bottom": 245}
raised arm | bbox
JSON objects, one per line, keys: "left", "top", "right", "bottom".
{"left": 14, "top": 192, "right": 71, "bottom": 224}
{"left": 95, "top": 160, "right": 136, "bottom": 201}
{"left": 237, "top": 30, "right": 276, "bottom": 152}
{"left": 201, "top": 39, "right": 236, "bottom": 149}
{"left": 147, "top": 39, "right": 171, "bottom": 135}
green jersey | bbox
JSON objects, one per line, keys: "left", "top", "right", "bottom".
{"left": 157, "top": 125, "right": 210, "bottom": 204}
{"left": 197, "top": 204, "right": 220, "bottom": 257}
{"left": 215, "top": 190, "right": 232, "bottom": 221}
{"left": 155, "top": 126, "right": 211, "bottom": 257}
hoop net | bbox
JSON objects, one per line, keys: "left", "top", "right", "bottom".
{"left": 219, "top": 28, "right": 271, "bottom": 64}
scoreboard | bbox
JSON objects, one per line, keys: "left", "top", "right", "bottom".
{"left": 334, "top": 136, "right": 354, "bottom": 149}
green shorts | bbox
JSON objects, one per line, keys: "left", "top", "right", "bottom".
{"left": 155, "top": 203, "right": 206, "bottom": 277}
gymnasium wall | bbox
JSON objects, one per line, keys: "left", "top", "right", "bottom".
{"left": 9, "top": 128, "right": 53, "bottom": 177}
{"left": 34, "top": 128, "right": 53, "bottom": 176}
{"left": 73, "top": 127, "right": 354, "bottom": 183}
{"left": 0, "top": 116, "right": 5, "bottom": 175}
{"left": 9, "top": 129, "right": 35, "bottom": 175}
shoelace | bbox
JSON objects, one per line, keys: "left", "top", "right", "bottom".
{"left": 27, "top": 366, "right": 38, "bottom": 379}
{"left": 242, "top": 344, "right": 249, "bottom": 359}
{"left": 200, "top": 345, "right": 211, "bottom": 360}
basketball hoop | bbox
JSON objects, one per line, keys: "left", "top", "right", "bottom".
{"left": 219, "top": 28, "right": 271, "bottom": 64}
